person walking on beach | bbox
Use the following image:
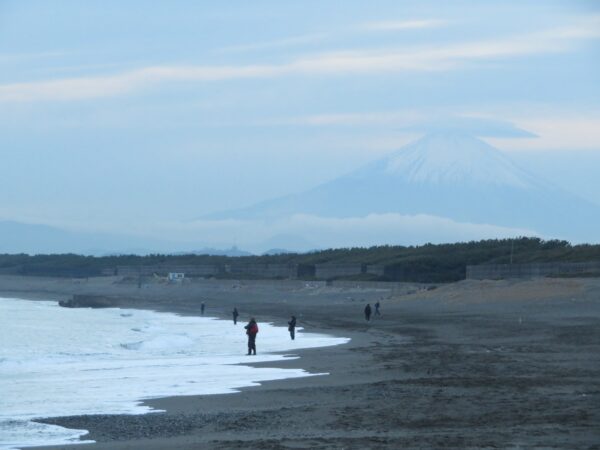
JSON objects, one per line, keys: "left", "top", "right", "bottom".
{"left": 232, "top": 307, "right": 239, "bottom": 325}
{"left": 364, "top": 303, "right": 372, "bottom": 321}
{"left": 200, "top": 302, "right": 205, "bottom": 315}
{"left": 288, "top": 315, "right": 297, "bottom": 340}
{"left": 374, "top": 301, "right": 381, "bottom": 316}
{"left": 244, "top": 317, "right": 259, "bottom": 355}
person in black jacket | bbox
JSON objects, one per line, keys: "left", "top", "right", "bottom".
{"left": 364, "top": 304, "right": 372, "bottom": 321}
{"left": 232, "top": 307, "right": 239, "bottom": 325}
{"left": 244, "top": 318, "right": 258, "bottom": 355}
{"left": 288, "top": 315, "right": 297, "bottom": 340}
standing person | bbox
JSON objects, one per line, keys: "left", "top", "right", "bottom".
{"left": 375, "top": 301, "right": 381, "bottom": 316}
{"left": 200, "top": 302, "right": 205, "bottom": 315}
{"left": 244, "top": 317, "right": 259, "bottom": 355}
{"left": 364, "top": 303, "right": 372, "bottom": 321}
{"left": 288, "top": 315, "right": 297, "bottom": 340}
{"left": 232, "top": 307, "right": 239, "bottom": 325}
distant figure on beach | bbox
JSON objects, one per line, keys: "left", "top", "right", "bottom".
{"left": 288, "top": 315, "right": 297, "bottom": 340}
{"left": 364, "top": 304, "right": 372, "bottom": 321}
{"left": 232, "top": 307, "right": 239, "bottom": 325}
{"left": 244, "top": 317, "right": 259, "bottom": 355}
{"left": 200, "top": 302, "right": 205, "bottom": 315}
{"left": 375, "top": 301, "right": 381, "bottom": 316}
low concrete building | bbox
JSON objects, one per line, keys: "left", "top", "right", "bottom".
{"left": 365, "top": 264, "right": 385, "bottom": 277}
{"left": 225, "top": 263, "right": 298, "bottom": 279}
{"left": 314, "top": 264, "right": 363, "bottom": 279}
{"left": 115, "top": 265, "right": 221, "bottom": 277}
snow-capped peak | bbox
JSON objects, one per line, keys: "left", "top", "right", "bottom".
{"left": 382, "top": 132, "right": 537, "bottom": 188}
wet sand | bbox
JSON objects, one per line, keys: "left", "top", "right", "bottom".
{"left": 2, "top": 275, "right": 599, "bottom": 449}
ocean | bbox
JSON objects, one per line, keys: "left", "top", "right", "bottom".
{"left": 0, "top": 297, "right": 349, "bottom": 449}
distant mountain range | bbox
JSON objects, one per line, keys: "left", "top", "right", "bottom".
{"left": 0, "top": 221, "right": 254, "bottom": 256}
{"left": 3, "top": 132, "right": 599, "bottom": 255}
{"left": 0, "top": 221, "right": 140, "bottom": 255}
{"left": 171, "top": 247, "right": 253, "bottom": 257}
{"left": 207, "top": 132, "right": 600, "bottom": 243}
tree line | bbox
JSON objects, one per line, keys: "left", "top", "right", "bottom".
{"left": 1, "top": 237, "right": 599, "bottom": 282}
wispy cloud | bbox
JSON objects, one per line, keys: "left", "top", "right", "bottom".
{"left": 359, "top": 19, "right": 446, "bottom": 31}
{"left": 9, "top": 212, "right": 536, "bottom": 253}
{"left": 1, "top": 15, "right": 598, "bottom": 103}
{"left": 260, "top": 111, "right": 426, "bottom": 127}
{"left": 487, "top": 115, "right": 600, "bottom": 151}
{"left": 278, "top": 109, "right": 600, "bottom": 150}
{"left": 216, "top": 18, "right": 444, "bottom": 54}
{"left": 259, "top": 111, "right": 536, "bottom": 138}
{"left": 164, "top": 213, "right": 537, "bottom": 252}
{"left": 0, "top": 50, "right": 68, "bottom": 63}
{"left": 217, "top": 32, "right": 329, "bottom": 53}
{"left": 0, "top": 65, "right": 284, "bottom": 101}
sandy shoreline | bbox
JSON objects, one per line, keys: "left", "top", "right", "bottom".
{"left": 2, "top": 275, "right": 600, "bottom": 449}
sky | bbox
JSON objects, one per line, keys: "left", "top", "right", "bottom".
{"left": 1, "top": 1, "right": 599, "bottom": 252}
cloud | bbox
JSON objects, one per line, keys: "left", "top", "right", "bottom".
{"left": 260, "top": 106, "right": 600, "bottom": 151}
{"left": 407, "top": 116, "right": 536, "bottom": 138}
{"left": 217, "top": 32, "right": 329, "bottom": 53}
{"left": 260, "top": 111, "right": 425, "bottom": 127}
{"left": 267, "top": 111, "right": 536, "bottom": 138}
{"left": 486, "top": 115, "right": 600, "bottom": 151}
{"left": 359, "top": 19, "right": 446, "bottom": 31}
{"left": 0, "top": 51, "right": 69, "bottom": 64}
{"left": 158, "top": 213, "right": 537, "bottom": 253}
{"left": 216, "top": 18, "right": 444, "bottom": 54}
{"left": 0, "top": 65, "right": 284, "bottom": 102}
{"left": 1, "top": 15, "right": 599, "bottom": 103}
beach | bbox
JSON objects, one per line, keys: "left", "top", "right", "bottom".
{"left": 1, "top": 275, "right": 599, "bottom": 449}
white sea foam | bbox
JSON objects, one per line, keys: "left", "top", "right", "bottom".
{"left": 0, "top": 297, "right": 349, "bottom": 449}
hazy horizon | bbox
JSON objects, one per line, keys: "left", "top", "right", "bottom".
{"left": 1, "top": 1, "right": 599, "bottom": 254}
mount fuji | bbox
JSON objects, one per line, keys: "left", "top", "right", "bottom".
{"left": 208, "top": 132, "right": 600, "bottom": 243}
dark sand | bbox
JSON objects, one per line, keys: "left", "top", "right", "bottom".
{"left": 2, "top": 275, "right": 599, "bottom": 449}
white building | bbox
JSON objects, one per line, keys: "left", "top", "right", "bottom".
{"left": 168, "top": 272, "right": 185, "bottom": 282}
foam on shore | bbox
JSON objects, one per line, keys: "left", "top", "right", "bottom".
{"left": 0, "top": 297, "right": 349, "bottom": 449}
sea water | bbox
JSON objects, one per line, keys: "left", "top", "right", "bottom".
{"left": 0, "top": 297, "right": 349, "bottom": 449}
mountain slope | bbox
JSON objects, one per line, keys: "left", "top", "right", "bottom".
{"left": 207, "top": 132, "right": 600, "bottom": 242}
{"left": 0, "top": 221, "right": 253, "bottom": 255}
{"left": 0, "top": 221, "right": 160, "bottom": 255}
